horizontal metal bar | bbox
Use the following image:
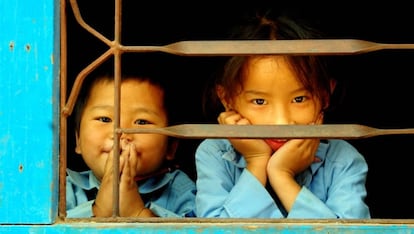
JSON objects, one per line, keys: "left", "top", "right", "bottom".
{"left": 122, "top": 40, "right": 414, "bottom": 56}
{"left": 117, "top": 124, "right": 414, "bottom": 139}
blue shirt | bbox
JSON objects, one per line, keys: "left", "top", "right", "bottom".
{"left": 66, "top": 168, "right": 196, "bottom": 218}
{"left": 195, "top": 139, "right": 370, "bottom": 218}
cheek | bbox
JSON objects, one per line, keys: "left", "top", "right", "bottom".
{"left": 135, "top": 136, "right": 170, "bottom": 171}
{"left": 233, "top": 104, "right": 256, "bottom": 121}
{"left": 293, "top": 108, "right": 321, "bottom": 124}
{"left": 295, "top": 115, "right": 316, "bottom": 124}
{"left": 135, "top": 135, "right": 169, "bottom": 154}
{"left": 102, "top": 139, "right": 114, "bottom": 151}
{"left": 78, "top": 126, "right": 110, "bottom": 150}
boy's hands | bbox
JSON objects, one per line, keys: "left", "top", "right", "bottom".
{"left": 93, "top": 143, "right": 154, "bottom": 217}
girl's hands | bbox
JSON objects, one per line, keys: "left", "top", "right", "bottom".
{"left": 265, "top": 137, "right": 320, "bottom": 212}
{"left": 268, "top": 138, "right": 320, "bottom": 177}
{"left": 266, "top": 113, "right": 323, "bottom": 212}
{"left": 218, "top": 110, "right": 272, "bottom": 185}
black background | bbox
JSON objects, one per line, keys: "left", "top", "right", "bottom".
{"left": 66, "top": 1, "right": 414, "bottom": 219}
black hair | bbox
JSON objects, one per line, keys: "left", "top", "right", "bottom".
{"left": 202, "top": 9, "right": 344, "bottom": 121}
{"left": 68, "top": 53, "right": 180, "bottom": 171}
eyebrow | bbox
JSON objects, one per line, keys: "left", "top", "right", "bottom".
{"left": 243, "top": 86, "right": 308, "bottom": 95}
{"left": 91, "top": 105, "right": 167, "bottom": 121}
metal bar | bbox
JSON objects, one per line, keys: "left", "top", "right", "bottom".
{"left": 118, "top": 124, "right": 414, "bottom": 139}
{"left": 63, "top": 39, "right": 414, "bottom": 117}
{"left": 59, "top": 0, "right": 68, "bottom": 218}
{"left": 69, "top": 0, "right": 113, "bottom": 47}
{"left": 61, "top": 48, "right": 114, "bottom": 117}
{"left": 121, "top": 40, "right": 414, "bottom": 56}
{"left": 111, "top": 0, "right": 122, "bottom": 217}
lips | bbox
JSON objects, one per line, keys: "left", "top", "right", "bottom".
{"left": 264, "top": 139, "right": 287, "bottom": 152}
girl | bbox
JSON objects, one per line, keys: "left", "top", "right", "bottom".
{"left": 195, "top": 11, "right": 370, "bottom": 219}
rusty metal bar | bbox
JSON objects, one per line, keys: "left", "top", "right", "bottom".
{"left": 118, "top": 124, "right": 414, "bottom": 139}
{"left": 62, "top": 39, "right": 414, "bottom": 117}
{"left": 121, "top": 40, "right": 414, "bottom": 56}
{"left": 61, "top": 48, "right": 114, "bottom": 117}
{"left": 59, "top": 0, "right": 68, "bottom": 218}
{"left": 64, "top": 0, "right": 414, "bottom": 118}
{"left": 111, "top": 0, "right": 123, "bottom": 217}
{"left": 69, "top": 0, "right": 113, "bottom": 47}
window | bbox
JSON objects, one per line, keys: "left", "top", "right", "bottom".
{"left": 1, "top": 0, "right": 414, "bottom": 232}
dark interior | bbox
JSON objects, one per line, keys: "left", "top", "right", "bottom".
{"left": 66, "top": 2, "right": 414, "bottom": 219}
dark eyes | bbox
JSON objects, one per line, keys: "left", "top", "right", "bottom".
{"left": 97, "top": 117, "right": 150, "bottom": 125}
{"left": 135, "top": 119, "right": 151, "bottom": 125}
{"left": 253, "top": 99, "right": 266, "bottom": 105}
{"left": 293, "top": 96, "right": 306, "bottom": 103}
{"left": 252, "top": 96, "right": 307, "bottom": 105}
{"left": 98, "top": 117, "right": 112, "bottom": 123}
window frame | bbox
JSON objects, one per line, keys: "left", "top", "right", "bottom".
{"left": 1, "top": 0, "right": 414, "bottom": 232}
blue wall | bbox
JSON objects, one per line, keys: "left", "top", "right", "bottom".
{"left": 0, "top": 0, "right": 59, "bottom": 224}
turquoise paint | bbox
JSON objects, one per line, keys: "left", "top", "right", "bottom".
{"left": 1, "top": 222, "right": 414, "bottom": 234}
{"left": 0, "top": 0, "right": 59, "bottom": 224}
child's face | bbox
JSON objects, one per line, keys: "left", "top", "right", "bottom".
{"left": 75, "top": 78, "right": 173, "bottom": 180}
{"left": 231, "top": 56, "right": 323, "bottom": 126}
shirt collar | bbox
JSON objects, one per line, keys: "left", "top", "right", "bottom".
{"left": 66, "top": 168, "right": 178, "bottom": 194}
{"left": 66, "top": 169, "right": 100, "bottom": 190}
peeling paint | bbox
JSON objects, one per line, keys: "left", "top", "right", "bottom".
{"left": 9, "top": 41, "right": 14, "bottom": 51}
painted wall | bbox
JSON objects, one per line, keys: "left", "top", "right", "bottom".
{"left": 0, "top": 0, "right": 59, "bottom": 224}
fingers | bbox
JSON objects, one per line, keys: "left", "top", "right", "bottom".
{"left": 217, "top": 110, "right": 239, "bottom": 124}
{"left": 121, "top": 143, "right": 138, "bottom": 179}
{"left": 128, "top": 143, "right": 138, "bottom": 174}
{"left": 217, "top": 110, "right": 251, "bottom": 125}
{"left": 270, "top": 138, "right": 319, "bottom": 174}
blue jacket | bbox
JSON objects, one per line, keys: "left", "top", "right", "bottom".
{"left": 195, "top": 139, "right": 370, "bottom": 218}
{"left": 66, "top": 168, "right": 196, "bottom": 218}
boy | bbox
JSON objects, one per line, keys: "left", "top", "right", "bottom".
{"left": 66, "top": 58, "right": 196, "bottom": 218}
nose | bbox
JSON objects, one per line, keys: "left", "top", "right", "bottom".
{"left": 119, "top": 119, "right": 134, "bottom": 142}
{"left": 267, "top": 106, "right": 290, "bottom": 125}
{"left": 120, "top": 132, "right": 133, "bottom": 142}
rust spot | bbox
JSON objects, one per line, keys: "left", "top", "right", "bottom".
{"left": 9, "top": 41, "right": 14, "bottom": 50}
{"left": 19, "top": 164, "right": 23, "bottom": 172}
{"left": 25, "top": 44, "right": 31, "bottom": 51}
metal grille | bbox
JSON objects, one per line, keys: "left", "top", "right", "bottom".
{"left": 60, "top": 0, "right": 414, "bottom": 220}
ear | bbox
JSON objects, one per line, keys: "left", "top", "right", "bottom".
{"left": 75, "top": 131, "right": 82, "bottom": 154}
{"left": 216, "top": 85, "right": 231, "bottom": 111}
{"left": 165, "top": 138, "right": 179, "bottom": 161}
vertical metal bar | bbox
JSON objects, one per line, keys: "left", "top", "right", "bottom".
{"left": 59, "top": 0, "right": 68, "bottom": 218}
{"left": 111, "top": 0, "right": 123, "bottom": 217}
